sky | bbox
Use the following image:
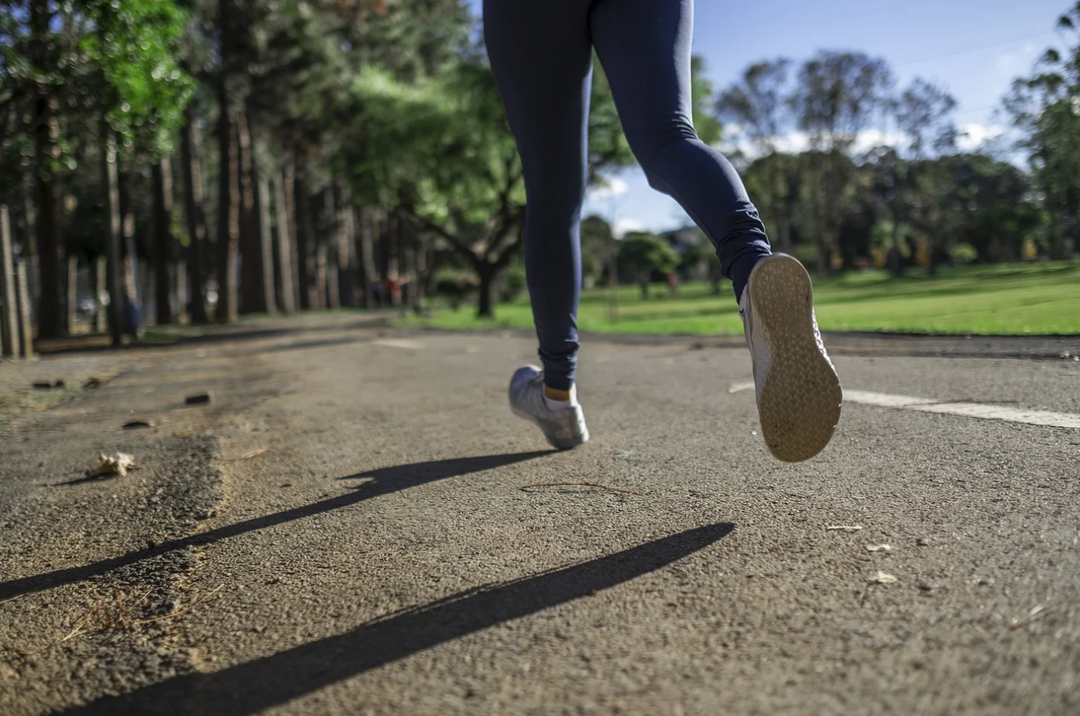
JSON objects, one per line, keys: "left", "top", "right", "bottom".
{"left": 465, "top": 0, "right": 1073, "bottom": 235}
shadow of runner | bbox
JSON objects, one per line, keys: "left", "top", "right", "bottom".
{"left": 0, "top": 452, "right": 552, "bottom": 602}
{"left": 58, "top": 522, "right": 734, "bottom": 716}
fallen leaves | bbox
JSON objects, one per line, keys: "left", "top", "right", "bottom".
{"left": 872, "top": 571, "right": 899, "bottom": 585}
{"left": 86, "top": 452, "right": 137, "bottom": 478}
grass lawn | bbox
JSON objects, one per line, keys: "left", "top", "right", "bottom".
{"left": 405, "top": 261, "right": 1080, "bottom": 336}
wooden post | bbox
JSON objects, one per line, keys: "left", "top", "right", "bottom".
{"left": 1, "top": 205, "right": 21, "bottom": 358}
{"left": 94, "top": 256, "right": 107, "bottom": 333}
{"left": 16, "top": 261, "right": 34, "bottom": 358}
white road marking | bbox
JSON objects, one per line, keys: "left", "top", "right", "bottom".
{"left": 729, "top": 382, "right": 1080, "bottom": 429}
{"left": 371, "top": 339, "right": 425, "bottom": 350}
{"left": 727, "top": 380, "right": 755, "bottom": 394}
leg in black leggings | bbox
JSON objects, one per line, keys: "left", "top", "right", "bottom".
{"left": 485, "top": 0, "right": 772, "bottom": 392}
{"left": 484, "top": 0, "right": 593, "bottom": 392}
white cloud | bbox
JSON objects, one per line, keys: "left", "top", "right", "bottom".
{"left": 612, "top": 218, "right": 646, "bottom": 239}
{"left": 772, "top": 131, "right": 811, "bottom": 155}
{"left": 957, "top": 123, "right": 1005, "bottom": 151}
{"left": 586, "top": 177, "right": 629, "bottom": 201}
{"left": 853, "top": 129, "right": 906, "bottom": 154}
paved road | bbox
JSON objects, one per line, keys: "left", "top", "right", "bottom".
{"left": 2, "top": 318, "right": 1079, "bottom": 715}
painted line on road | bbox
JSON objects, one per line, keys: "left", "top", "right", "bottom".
{"left": 371, "top": 339, "right": 425, "bottom": 350}
{"left": 729, "top": 382, "right": 1080, "bottom": 429}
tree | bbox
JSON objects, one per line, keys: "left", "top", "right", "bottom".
{"left": 580, "top": 214, "right": 616, "bottom": 288}
{"left": 791, "top": 51, "right": 893, "bottom": 273}
{"left": 617, "top": 231, "right": 679, "bottom": 299}
{"left": 879, "top": 78, "right": 958, "bottom": 274}
{"left": 1003, "top": 2, "right": 1080, "bottom": 260}
{"left": 716, "top": 59, "right": 797, "bottom": 251}
{"left": 340, "top": 50, "right": 668, "bottom": 318}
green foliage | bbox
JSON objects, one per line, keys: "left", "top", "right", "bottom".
{"left": 618, "top": 231, "right": 680, "bottom": 295}
{"left": 500, "top": 263, "right": 527, "bottom": 301}
{"left": 81, "top": 0, "right": 195, "bottom": 156}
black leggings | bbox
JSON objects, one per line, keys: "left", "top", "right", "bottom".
{"left": 484, "top": 0, "right": 772, "bottom": 390}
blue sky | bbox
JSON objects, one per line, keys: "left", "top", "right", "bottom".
{"left": 466, "top": 0, "right": 1072, "bottom": 234}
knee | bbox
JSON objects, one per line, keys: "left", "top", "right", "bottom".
{"left": 631, "top": 120, "right": 699, "bottom": 186}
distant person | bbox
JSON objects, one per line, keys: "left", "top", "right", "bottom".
{"left": 490, "top": 0, "right": 842, "bottom": 462}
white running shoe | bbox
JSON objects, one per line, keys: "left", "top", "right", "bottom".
{"left": 509, "top": 365, "right": 589, "bottom": 450}
{"left": 740, "top": 254, "right": 842, "bottom": 462}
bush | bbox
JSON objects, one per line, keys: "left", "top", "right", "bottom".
{"left": 950, "top": 242, "right": 978, "bottom": 265}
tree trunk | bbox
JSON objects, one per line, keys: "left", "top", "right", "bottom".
{"left": 315, "top": 188, "right": 333, "bottom": 310}
{"left": 66, "top": 254, "right": 77, "bottom": 335}
{"left": 273, "top": 171, "right": 296, "bottom": 314}
{"left": 380, "top": 212, "right": 394, "bottom": 283}
{"left": 31, "top": 0, "right": 63, "bottom": 339}
{"left": 0, "top": 205, "right": 20, "bottom": 358}
{"left": 176, "top": 260, "right": 188, "bottom": 324}
{"left": 237, "top": 111, "right": 267, "bottom": 314}
{"left": 413, "top": 229, "right": 428, "bottom": 311}
{"left": 33, "top": 104, "right": 62, "bottom": 338}
{"left": 639, "top": 272, "right": 649, "bottom": 300}
{"left": 180, "top": 104, "right": 209, "bottom": 324}
{"left": 476, "top": 263, "right": 497, "bottom": 318}
{"left": 94, "top": 256, "right": 106, "bottom": 333}
{"left": 216, "top": 110, "right": 240, "bottom": 323}
{"left": 152, "top": 158, "right": 175, "bottom": 325}
{"left": 889, "top": 211, "right": 904, "bottom": 277}
{"left": 293, "top": 169, "right": 313, "bottom": 310}
{"left": 815, "top": 234, "right": 830, "bottom": 275}
{"left": 257, "top": 172, "right": 277, "bottom": 315}
{"left": 778, "top": 220, "right": 793, "bottom": 254}
{"left": 354, "top": 205, "right": 375, "bottom": 309}
{"left": 101, "top": 128, "right": 123, "bottom": 346}
{"left": 333, "top": 184, "right": 354, "bottom": 307}
{"left": 118, "top": 171, "right": 141, "bottom": 323}
{"left": 315, "top": 243, "right": 328, "bottom": 311}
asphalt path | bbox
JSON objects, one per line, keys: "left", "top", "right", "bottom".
{"left": 2, "top": 319, "right": 1078, "bottom": 715}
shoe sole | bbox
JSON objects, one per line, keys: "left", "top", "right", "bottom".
{"left": 747, "top": 255, "right": 842, "bottom": 462}
{"left": 511, "top": 407, "right": 590, "bottom": 451}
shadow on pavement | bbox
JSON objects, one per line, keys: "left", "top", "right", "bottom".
{"left": 57, "top": 522, "right": 735, "bottom": 716}
{"left": 0, "top": 452, "right": 551, "bottom": 603}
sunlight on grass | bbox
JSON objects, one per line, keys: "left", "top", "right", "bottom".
{"left": 404, "top": 261, "right": 1080, "bottom": 336}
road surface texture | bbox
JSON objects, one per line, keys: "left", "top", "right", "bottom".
{"left": 2, "top": 316, "right": 1078, "bottom": 716}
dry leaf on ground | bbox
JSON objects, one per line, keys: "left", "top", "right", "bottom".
{"left": 86, "top": 453, "right": 137, "bottom": 478}
{"left": 872, "top": 571, "right": 898, "bottom": 584}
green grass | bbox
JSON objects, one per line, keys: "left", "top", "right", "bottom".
{"left": 404, "top": 261, "right": 1080, "bottom": 336}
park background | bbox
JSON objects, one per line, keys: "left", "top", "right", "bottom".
{"left": 2, "top": 0, "right": 1079, "bottom": 356}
